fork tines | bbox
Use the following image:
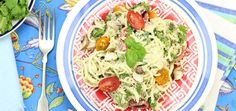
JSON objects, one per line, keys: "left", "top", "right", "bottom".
{"left": 38, "top": 9, "right": 55, "bottom": 41}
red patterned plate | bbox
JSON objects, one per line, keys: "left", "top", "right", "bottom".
{"left": 57, "top": 0, "right": 217, "bottom": 110}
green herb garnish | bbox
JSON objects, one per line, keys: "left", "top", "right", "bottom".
{"left": 127, "top": 25, "right": 134, "bottom": 35}
{"left": 136, "top": 83, "right": 142, "bottom": 95}
{"left": 177, "top": 25, "right": 187, "bottom": 44}
{"left": 168, "top": 22, "right": 175, "bottom": 32}
{"left": 106, "top": 14, "right": 111, "bottom": 22}
{"left": 124, "top": 37, "right": 146, "bottom": 68}
{"left": 119, "top": 73, "right": 130, "bottom": 79}
{"left": 148, "top": 97, "right": 157, "bottom": 110}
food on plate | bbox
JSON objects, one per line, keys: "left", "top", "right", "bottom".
{"left": 77, "top": 2, "right": 187, "bottom": 110}
{"left": 0, "top": 0, "right": 29, "bottom": 34}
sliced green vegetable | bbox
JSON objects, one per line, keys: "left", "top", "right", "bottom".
{"left": 91, "top": 28, "right": 105, "bottom": 38}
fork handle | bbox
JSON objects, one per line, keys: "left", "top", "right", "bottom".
{"left": 41, "top": 54, "right": 48, "bottom": 94}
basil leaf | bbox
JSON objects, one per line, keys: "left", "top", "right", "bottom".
{"left": 125, "top": 49, "right": 139, "bottom": 68}
{"left": 124, "top": 37, "right": 136, "bottom": 48}
{"left": 124, "top": 37, "right": 146, "bottom": 68}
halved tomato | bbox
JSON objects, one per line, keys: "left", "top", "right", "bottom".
{"left": 127, "top": 11, "right": 145, "bottom": 30}
{"left": 96, "top": 36, "right": 110, "bottom": 51}
{"left": 114, "top": 4, "right": 127, "bottom": 12}
{"left": 155, "top": 68, "right": 170, "bottom": 85}
{"left": 148, "top": 10, "right": 157, "bottom": 19}
{"left": 98, "top": 76, "right": 120, "bottom": 92}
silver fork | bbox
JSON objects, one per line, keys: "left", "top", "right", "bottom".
{"left": 37, "top": 9, "right": 55, "bottom": 111}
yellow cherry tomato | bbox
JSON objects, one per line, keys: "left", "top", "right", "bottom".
{"left": 114, "top": 4, "right": 127, "bottom": 12}
{"left": 96, "top": 36, "right": 110, "bottom": 51}
{"left": 148, "top": 10, "right": 158, "bottom": 19}
{"left": 155, "top": 67, "right": 170, "bottom": 85}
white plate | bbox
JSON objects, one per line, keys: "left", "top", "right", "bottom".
{"left": 57, "top": 0, "right": 217, "bottom": 110}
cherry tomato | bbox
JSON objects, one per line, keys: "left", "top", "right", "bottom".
{"left": 98, "top": 76, "right": 120, "bottom": 92}
{"left": 127, "top": 11, "right": 145, "bottom": 30}
{"left": 96, "top": 36, "right": 110, "bottom": 51}
{"left": 155, "top": 68, "right": 170, "bottom": 85}
{"left": 114, "top": 4, "right": 127, "bottom": 12}
{"left": 148, "top": 10, "right": 157, "bottom": 19}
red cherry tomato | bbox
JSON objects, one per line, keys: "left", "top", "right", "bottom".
{"left": 98, "top": 76, "right": 120, "bottom": 92}
{"left": 127, "top": 11, "right": 145, "bottom": 30}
